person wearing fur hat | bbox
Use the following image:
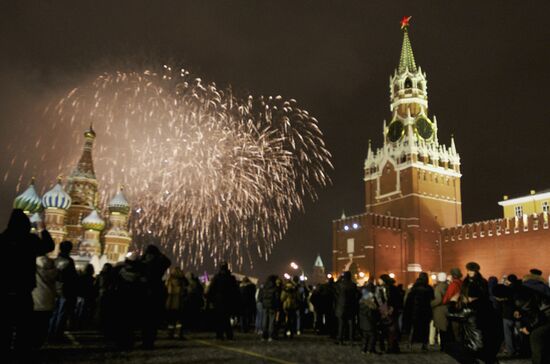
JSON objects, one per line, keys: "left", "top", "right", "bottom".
{"left": 461, "top": 262, "right": 488, "bottom": 301}
{"left": 523, "top": 269, "right": 550, "bottom": 298}
{"left": 431, "top": 272, "right": 449, "bottom": 350}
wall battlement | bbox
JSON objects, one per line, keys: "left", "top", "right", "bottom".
{"left": 441, "top": 212, "right": 549, "bottom": 242}
{"left": 333, "top": 212, "right": 404, "bottom": 231}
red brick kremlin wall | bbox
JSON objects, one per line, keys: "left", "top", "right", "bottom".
{"left": 440, "top": 213, "right": 550, "bottom": 278}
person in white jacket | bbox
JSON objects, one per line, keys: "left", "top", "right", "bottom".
{"left": 32, "top": 254, "right": 57, "bottom": 349}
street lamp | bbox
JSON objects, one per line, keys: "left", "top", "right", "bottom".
{"left": 290, "top": 261, "right": 305, "bottom": 281}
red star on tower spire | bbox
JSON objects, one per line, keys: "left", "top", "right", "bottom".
{"left": 400, "top": 16, "right": 412, "bottom": 31}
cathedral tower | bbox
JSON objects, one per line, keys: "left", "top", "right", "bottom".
{"left": 363, "top": 17, "right": 462, "bottom": 275}
{"left": 42, "top": 177, "right": 72, "bottom": 255}
{"left": 104, "top": 187, "right": 132, "bottom": 263}
{"left": 66, "top": 126, "right": 99, "bottom": 245}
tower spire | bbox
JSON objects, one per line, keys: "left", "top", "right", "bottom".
{"left": 71, "top": 127, "right": 97, "bottom": 179}
{"left": 398, "top": 16, "right": 417, "bottom": 73}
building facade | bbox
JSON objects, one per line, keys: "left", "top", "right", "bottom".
{"left": 332, "top": 19, "right": 550, "bottom": 284}
{"left": 13, "top": 126, "right": 132, "bottom": 269}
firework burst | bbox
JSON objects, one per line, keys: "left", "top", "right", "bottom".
{"left": 10, "top": 64, "right": 332, "bottom": 267}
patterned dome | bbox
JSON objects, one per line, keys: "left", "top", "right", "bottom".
{"left": 82, "top": 209, "right": 105, "bottom": 231}
{"left": 108, "top": 187, "right": 130, "bottom": 214}
{"left": 42, "top": 179, "right": 71, "bottom": 210}
{"left": 13, "top": 179, "right": 42, "bottom": 213}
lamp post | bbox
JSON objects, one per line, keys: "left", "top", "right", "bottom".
{"left": 290, "top": 261, "right": 306, "bottom": 281}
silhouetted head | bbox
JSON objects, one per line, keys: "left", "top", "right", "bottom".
{"left": 342, "top": 271, "right": 352, "bottom": 281}
{"left": 293, "top": 275, "right": 300, "bottom": 284}
{"left": 59, "top": 240, "right": 73, "bottom": 255}
{"left": 379, "top": 274, "right": 391, "bottom": 286}
{"left": 450, "top": 268, "right": 463, "bottom": 279}
{"left": 219, "top": 261, "right": 229, "bottom": 273}
{"left": 466, "top": 262, "right": 480, "bottom": 277}
{"left": 507, "top": 274, "right": 518, "bottom": 283}
{"left": 530, "top": 268, "right": 542, "bottom": 276}
{"left": 6, "top": 209, "right": 31, "bottom": 235}
{"left": 416, "top": 272, "right": 429, "bottom": 286}
{"left": 144, "top": 244, "right": 160, "bottom": 256}
{"left": 101, "top": 263, "right": 113, "bottom": 274}
{"left": 84, "top": 263, "right": 95, "bottom": 276}
{"left": 242, "top": 276, "right": 250, "bottom": 283}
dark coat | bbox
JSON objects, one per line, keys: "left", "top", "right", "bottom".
{"left": 54, "top": 253, "right": 79, "bottom": 299}
{"left": 359, "top": 293, "right": 380, "bottom": 332}
{"left": 207, "top": 268, "right": 240, "bottom": 314}
{"left": 335, "top": 279, "right": 359, "bottom": 319}
{"left": 261, "top": 278, "right": 280, "bottom": 310}
{"left": 403, "top": 281, "right": 434, "bottom": 342}
{"left": 239, "top": 280, "right": 257, "bottom": 314}
{"left": 431, "top": 281, "right": 449, "bottom": 331}
{"left": 1, "top": 209, "right": 54, "bottom": 294}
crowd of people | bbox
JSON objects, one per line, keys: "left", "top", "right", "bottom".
{"left": 3, "top": 208, "right": 550, "bottom": 364}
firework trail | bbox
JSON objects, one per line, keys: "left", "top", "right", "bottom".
{"left": 9, "top": 65, "right": 332, "bottom": 267}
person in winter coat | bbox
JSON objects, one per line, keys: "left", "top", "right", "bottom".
{"left": 359, "top": 283, "right": 380, "bottom": 354}
{"left": 183, "top": 272, "right": 204, "bottom": 331}
{"left": 461, "top": 262, "right": 488, "bottom": 301}
{"left": 514, "top": 282, "right": 550, "bottom": 364}
{"left": 112, "top": 252, "right": 146, "bottom": 349}
{"left": 281, "top": 279, "right": 298, "bottom": 338}
{"left": 207, "top": 262, "right": 240, "bottom": 340}
{"left": 335, "top": 271, "right": 359, "bottom": 345}
{"left": 165, "top": 266, "right": 187, "bottom": 338}
{"left": 260, "top": 275, "right": 281, "bottom": 341}
{"left": 239, "top": 276, "right": 256, "bottom": 333}
{"left": 446, "top": 284, "right": 501, "bottom": 364}
{"left": 403, "top": 272, "right": 434, "bottom": 351}
{"left": 32, "top": 253, "right": 57, "bottom": 349}
{"left": 492, "top": 284, "right": 519, "bottom": 356}
{"left": 49, "top": 240, "right": 79, "bottom": 341}
{"left": 95, "top": 263, "right": 116, "bottom": 339}
{"left": 74, "top": 264, "right": 96, "bottom": 330}
{"left": 431, "top": 272, "right": 449, "bottom": 350}
{"left": 140, "top": 245, "right": 171, "bottom": 349}
{"left": 1, "top": 209, "right": 54, "bottom": 357}
{"left": 523, "top": 269, "right": 550, "bottom": 298}
{"left": 443, "top": 268, "right": 463, "bottom": 304}
{"left": 375, "top": 274, "right": 402, "bottom": 353}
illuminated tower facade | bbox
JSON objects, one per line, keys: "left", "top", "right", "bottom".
{"left": 103, "top": 187, "right": 132, "bottom": 263}
{"left": 66, "top": 126, "right": 99, "bottom": 245}
{"left": 363, "top": 17, "right": 462, "bottom": 275}
{"left": 80, "top": 208, "right": 105, "bottom": 256}
{"left": 42, "top": 177, "right": 72, "bottom": 255}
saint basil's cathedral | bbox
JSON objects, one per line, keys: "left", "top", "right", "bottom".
{"left": 332, "top": 18, "right": 550, "bottom": 284}
{"left": 13, "top": 126, "right": 132, "bottom": 269}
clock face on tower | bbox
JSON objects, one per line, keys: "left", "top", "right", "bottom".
{"left": 387, "top": 120, "right": 404, "bottom": 143}
{"left": 415, "top": 116, "right": 434, "bottom": 140}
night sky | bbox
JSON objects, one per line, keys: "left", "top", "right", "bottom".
{"left": 1, "top": 1, "right": 549, "bottom": 279}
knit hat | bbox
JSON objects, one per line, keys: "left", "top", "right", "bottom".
{"left": 465, "top": 262, "right": 480, "bottom": 272}
{"left": 450, "top": 268, "right": 463, "bottom": 279}
{"left": 530, "top": 268, "right": 543, "bottom": 276}
{"left": 437, "top": 272, "right": 447, "bottom": 282}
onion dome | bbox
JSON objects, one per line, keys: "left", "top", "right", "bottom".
{"left": 42, "top": 177, "right": 72, "bottom": 210}
{"left": 108, "top": 187, "right": 130, "bottom": 214}
{"left": 82, "top": 209, "right": 105, "bottom": 231}
{"left": 13, "top": 178, "right": 42, "bottom": 213}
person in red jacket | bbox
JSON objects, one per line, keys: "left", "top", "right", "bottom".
{"left": 443, "top": 268, "right": 463, "bottom": 304}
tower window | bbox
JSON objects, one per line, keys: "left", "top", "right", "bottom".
{"left": 404, "top": 78, "right": 412, "bottom": 89}
{"left": 514, "top": 205, "right": 523, "bottom": 218}
{"left": 543, "top": 201, "right": 549, "bottom": 213}
{"left": 418, "top": 81, "right": 424, "bottom": 91}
